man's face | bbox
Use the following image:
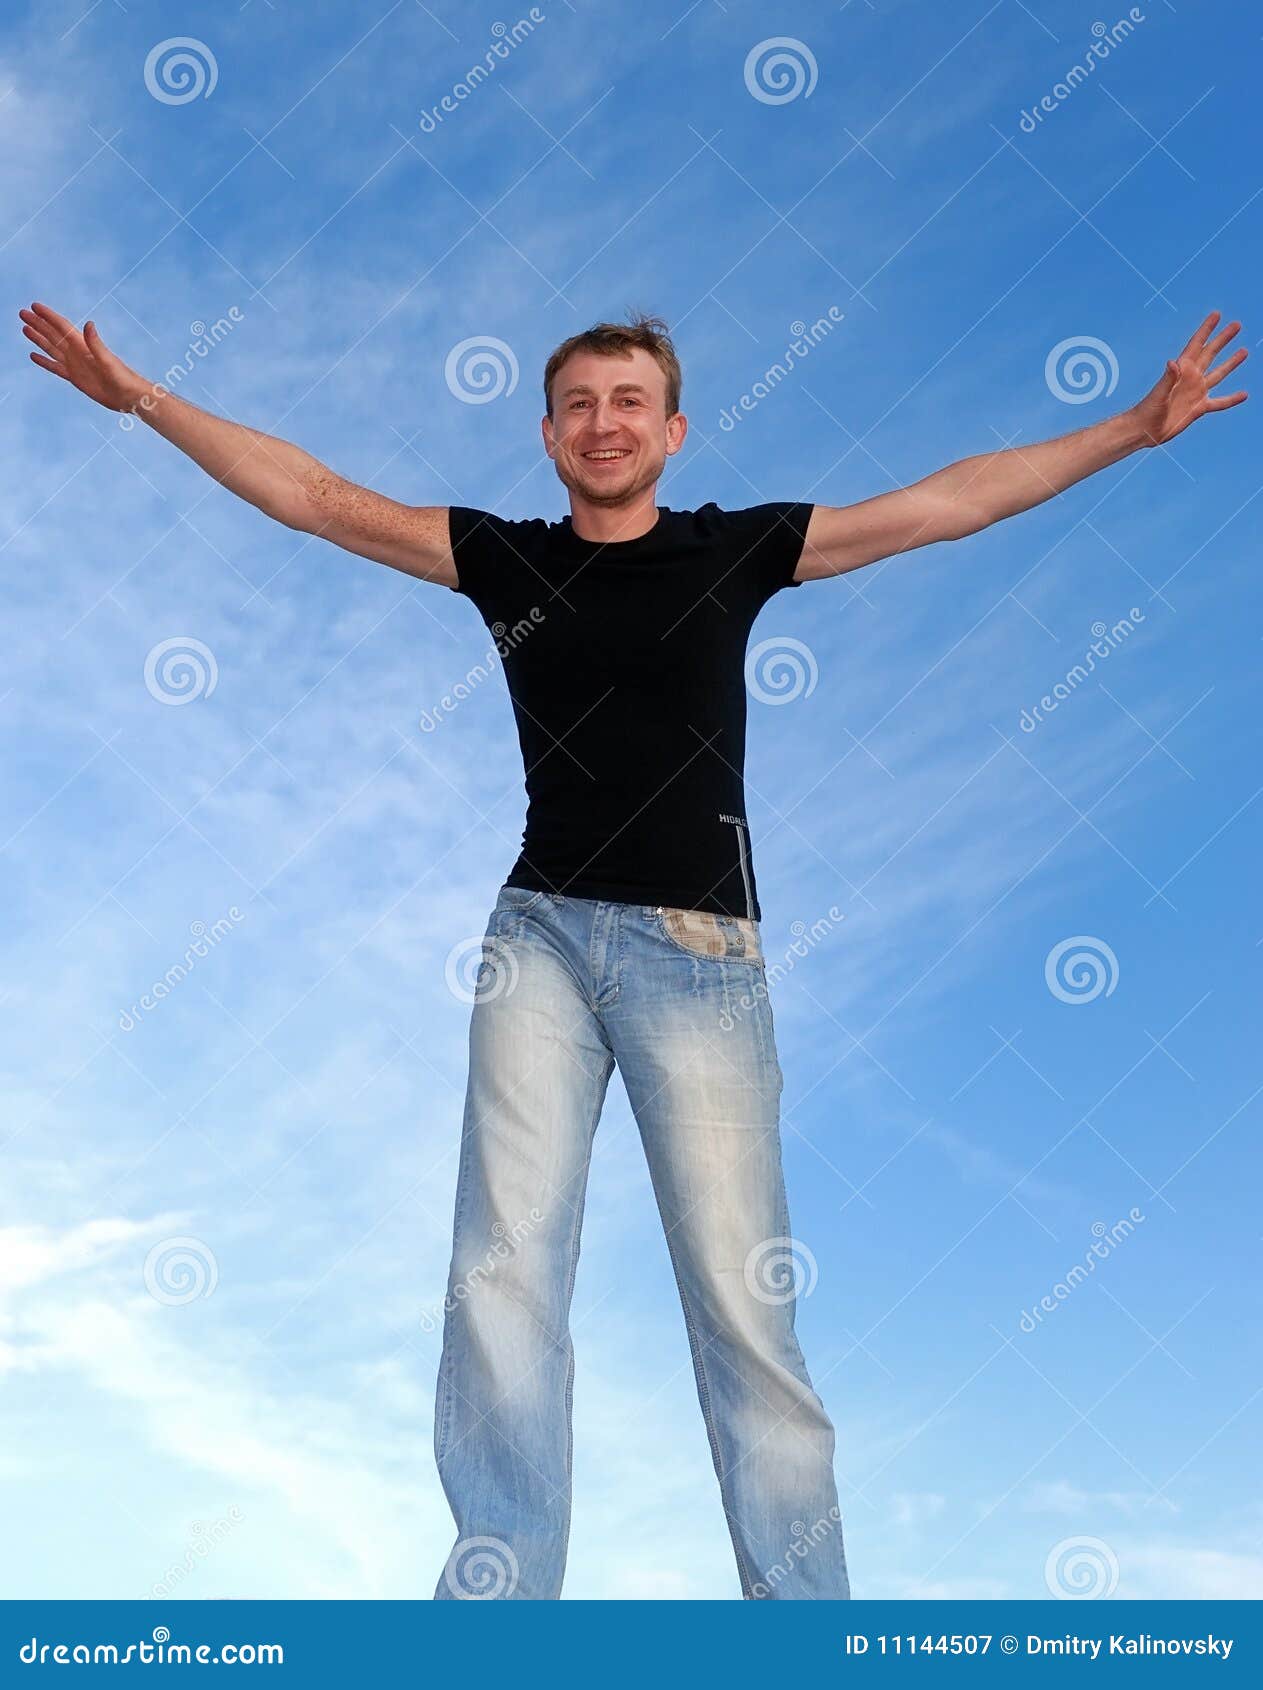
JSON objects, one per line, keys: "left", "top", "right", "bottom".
{"left": 542, "top": 347, "right": 687, "bottom": 505}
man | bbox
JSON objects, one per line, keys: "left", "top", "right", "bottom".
{"left": 21, "top": 302, "right": 1246, "bottom": 1599}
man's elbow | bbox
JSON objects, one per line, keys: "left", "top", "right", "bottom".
{"left": 271, "top": 482, "right": 335, "bottom": 536}
{"left": 274, "top": 462, "right": 349, "bottom": 534}
{"left": 935, "top": 497, "right": 993, "bottom": 542}
{"left": 274, "top": 494, "right": 321, "bottom": 534}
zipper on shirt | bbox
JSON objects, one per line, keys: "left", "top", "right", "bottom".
{"left": 655, "top": 819, "right": 755, "bottom": 921}
{"left": 732, "top": 819, "right": 754, "bottom": 919}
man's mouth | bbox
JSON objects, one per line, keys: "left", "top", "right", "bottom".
{"left": 581, "top": 448, "right": 632, "bottom": 461}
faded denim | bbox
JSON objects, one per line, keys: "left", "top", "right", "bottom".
{"left": 432, "top": 886, "right": 849, "bottom": 1600}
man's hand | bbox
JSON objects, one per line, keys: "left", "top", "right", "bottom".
{"left": 19, "top": 302, "right": 147, "bottom": 413}
{"left": 20, "top": 299, "right": 457, "bottom": 585}
{"left": 1132, "top": 310, "right": 1248, "bottom": 446}
{"left": 797, "top": 309, "right": 1250, "bottom": 580}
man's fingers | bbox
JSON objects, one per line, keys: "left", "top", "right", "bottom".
{"left": 21, "top": 322, "right": 61, "bottom": 358}
{"left": 1202, "top": 319, "right": 1241, "bottom": 364}
{"left": 18, "top": 309, "right": 58, "bottom": 350}
{"left": 84, "top": 320, "right": 113, "bottom": 358}
{"left": 29, "top": 351, "right": 71, "bottom": 380}
{"left": 30, "top": 303, "right": 85, "bottom": 353}
{"left": 1204, "top": 391, "right": 1247, "bottom": 412}
{"left": 30, "top": 301, "right": 80, "bottom": 338}
{"left": 1178, "top": 310, "right": 1220, "bottom": 361}
{"left": 1206, "top": 346, "right": 1248, "bottom": 389}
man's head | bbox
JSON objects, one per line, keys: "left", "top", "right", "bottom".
{"left": 541, "top": 313, "right": 687, "bottom": 507}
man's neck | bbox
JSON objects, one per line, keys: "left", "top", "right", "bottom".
{"left": 567, "top": 485, "right": 660, "bottom": 544}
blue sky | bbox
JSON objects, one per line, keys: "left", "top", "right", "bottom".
{"left": 2, "top": 0, "right": 1260, "bottom": 1601}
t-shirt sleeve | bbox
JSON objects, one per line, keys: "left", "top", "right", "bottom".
{"left": 446, "top": 505, "right": 552, "bottom": 623}
{"left": 446, "top": 506, "right": 499, "bottom": 611}
{"left": 712, "top": 502, "right": 813, "bottom": 609}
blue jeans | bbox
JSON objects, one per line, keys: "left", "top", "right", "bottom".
{"left": 432, "top": 886, "right": 849, "bottom": 1600}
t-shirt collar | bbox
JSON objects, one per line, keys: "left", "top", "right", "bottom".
{"left": 557, "top": 506, "right": 669, "bottom": 554}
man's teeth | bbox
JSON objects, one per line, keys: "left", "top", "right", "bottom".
{"left": 583, "top": 449, "right": 630, "bottom": 459}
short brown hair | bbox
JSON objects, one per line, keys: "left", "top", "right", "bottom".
{"left": 543, "top": 311, "right": 681, "bottom": 419}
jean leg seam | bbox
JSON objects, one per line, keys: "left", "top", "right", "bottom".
{"left": 434, "top": 1072, "right": 480, "bottom": 1470}
{"left": 558, "top": 1053, "right": 613, "bottom": 1571}
{"left": 653, "top": 1209, "right": 761, "bottom": 1600}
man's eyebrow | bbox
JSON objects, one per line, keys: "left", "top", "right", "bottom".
{"left": 559, "top": 380, "right": 651, "bottom": 397}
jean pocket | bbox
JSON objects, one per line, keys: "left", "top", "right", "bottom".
{"left": 497, "top": 883, "right": 546, "bottom": 908}
{"left": 657, "top": 905, "right": 764, "bottom": 964}
{"left": 493, "top": 884, "right": 548, "bottom": 940}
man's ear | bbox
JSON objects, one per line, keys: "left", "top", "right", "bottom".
{"left": 665, "top": 411, "right": 688, "bottom": 457}
{"left": 541, "top": 414, "right": 556, "bottom": 459}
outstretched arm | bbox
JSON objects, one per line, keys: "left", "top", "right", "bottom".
{"left": 19, "top": 301, "right": 456, "bottom": 586}
{"left": 796, "top": 311, "right": 1248, "bottom": 581}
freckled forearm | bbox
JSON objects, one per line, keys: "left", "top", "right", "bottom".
{"left": 133, "top": 385, "right": 333, "bottom": 526}
{"left": 923, "top": 407, "right": 1150, "bottom": 534}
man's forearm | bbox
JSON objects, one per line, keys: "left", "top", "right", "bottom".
{"left": 128, "top": 382, "right": 329, "bottom": 528}
{"left": 921, "top": 406, "right": 1150, "bottom": 536}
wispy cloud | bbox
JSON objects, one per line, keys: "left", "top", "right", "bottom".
{"left": 4, "top": 0, "right": 1258, "bottom": 1603}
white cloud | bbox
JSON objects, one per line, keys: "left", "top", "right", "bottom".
{"left": 1021, "top": 1478, "right": 1174, "bottom": 1518}
{"left": 4, "top": 0, "right": 1253, "bottom": 1609}
{"left": 891, "top": 1491, "right": 948, "bottom": 1528}
{"left": 1120, "top": 1543, "right": 1263, "bottom": 1600}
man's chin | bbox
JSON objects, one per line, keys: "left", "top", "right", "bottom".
{"left": 577, "top": 478, "right": 640, "bottom": 505}
{"left": 556, "top": 461, "right": 659, "bottom": 506}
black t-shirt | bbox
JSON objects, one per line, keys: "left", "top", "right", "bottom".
{"left": 446, "top": 501, "right": 811, "bottom": 920}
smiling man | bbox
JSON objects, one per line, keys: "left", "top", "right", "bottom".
{"left": 21, "top": 302, "right": 1247, "bottom": 1600}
